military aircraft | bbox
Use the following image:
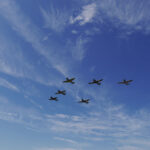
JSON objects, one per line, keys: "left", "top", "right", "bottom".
{"left": 49, "top": 96, "right": 58, "bottom": 101}
{"left": 118, "top": 79, "right": 133, "bottom": 85}
{"left": 88, "top": 79, "right": 103, "bottom": 85}
{"left": 63, "top": 77, "right": 75, "bottom": 84}
{"left": 79, "top": 99, "right": 89, "bottom": 104}
{"left": 55, "top": 90, "right": 66, "bottom": 95}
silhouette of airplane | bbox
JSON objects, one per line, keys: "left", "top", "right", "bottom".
{"left": 49, "top": 96, "right": 58, "bottom": 101}
{"left": 79, "top": 99, "right": 89, "bottom": 104}
{"left": 118, "top": 79, "right": 133, "bottom": 85}
{"left": 89, "top": 79, "right": 103, "bottom": 85}
{"left": 63, "top": 77, "right": 75, "bottom": 84}
{"left": 55, "top": 90, "right": 66, "bottom": 95}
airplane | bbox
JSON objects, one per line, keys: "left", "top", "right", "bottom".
{"left": 55, "top": 90, "right": 66, "bottom": 95}
{"left": 79, "top": 99, "right": 90, "bottom": 104}
{"left": 118, "top": 79, "right": 133, "bottom": 85}
{"left": 63, "top": 77, "right": 75, "bottom": 84}
{"left": 88, "top": 79, "right": 103, "bottom": 85}
{"left": 49, "top": 96, "right": 58, "bottom": 101}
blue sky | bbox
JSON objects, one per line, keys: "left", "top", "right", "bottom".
{"left": 0, "top": 0, "right": 150, "bottom": 150}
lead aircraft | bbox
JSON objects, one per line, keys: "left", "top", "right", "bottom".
{"left": 56, "top": 90, "right": 66, "bottom": 95}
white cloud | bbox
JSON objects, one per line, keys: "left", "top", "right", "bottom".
{"left": 35, "top": 148, "right": 77, "bottom": 150}
{"left": 118, "top": 137, "right": 150, "bottom": 150}
{"left": 70, "top": 3, "right": 97, "bottom": 25}
{"left": 117, "top": 146, "right": 142, "bottom": 150}
{"left": 41, "top": 5, "right": 69, "bottom": 32}
{"left": 0, "top": 92, "right": 150, "bottom": 149}
{"left": 98, "top": 0, "right": 150, "bottom": 25}
{"left": 26, "top": 97, "right": 43, "bottom": 110}
{"left": 0, "top": 0, "right": 71, "bottom": 77}
{"left": 0, "top": 96, "right": 46, "bottom": 131}
{"left": 84, "top": 27, "right": 101, "bottom": 36}
{"left": 54, "top": 137, "right": 77, "bottom": 144}
{"left": 0, "top": 0, "right": 94, "bottom": 83}
{"left": 0, "top": 77, "right": 19, "bottom": 92}
{"left": 71, "top": 30, "right": 78, "bottom": 34}
{"left": 96, "top": 0, "right": 150, "bottom": 34}
{"left": 0, "top": 34, "right": 61, "bottom": 87}
{"left": 0, "top": 36, "right": 34, "bottom": 78}
{"left": 71, "top": 0, "right": 150, "bottom": 34}
{"left": 68, "top": 36, "right": 89, "bottom": 61}
{"left": 54, "top": 64, "right": 69, "bottom": 77}
{"left": 55, "top": 114, "right": 69, "bottom": 119}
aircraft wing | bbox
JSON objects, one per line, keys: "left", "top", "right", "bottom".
{"left": 118, "top": 82, "right": 124, "bottom": 84}
{"left": 100, "top": 79, "right": 103, "bottom": 81}
{"left": 71, "top": 78, "right": 75, "bottom": 80}
{"left": 88, "top": 82, "right": 93, "bottom": 84}
{"left": 128, "top": 80, "right": 133, "bottom": 82}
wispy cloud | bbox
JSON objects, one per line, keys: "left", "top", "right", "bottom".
{"left": 0, "top": 92, "right": 150, "bottom": 149}
{"left": 41, "top": 5, "right": 69, "bottom": 32}
{"left": 97, "top": 0, "right": 150, "bottom": 24}
{"left": 0, "top": 93, "right": 149, "bottom": 140}
{"left": 0, "top": 0, "right": 70, "bottom": 77}
{"left": 68, "top": 36, "right": 89, "bottom": 61}
{"left": 96, "top": 0, "right": 150, "bottom": 34}
{"left": 48, "top": 108, "right": 149, "bottom": 138}
{"left": 117, "top": 146, "right": 142, "bottom": 150}
{"left": 0, "top": 34, "right": 60, "bottom": 86}
{"left": 35, "top": 148, "right": 77, "bottom": 150}
{"left": 70, "top": 3, "right": 97, "bottom": 25}
{"left": 0, "top": 77, "right": 19, "bottom": 92}
{"left": 71, "top": 0, "right": 150, "bottom": 34}
{"left": 0, "top": 0, "right": 94, "bottom": 82}
{"left": 0, "top": 35, "right": 36, "bottom": 80}
{"left": 54, "top": 137, "right": 77, "bottom": 144}
{"left": 0, "top": 96, "right": 44, "bottom": 129}
{"left": 117, "top": 136, "right": 150, "bottom": 150}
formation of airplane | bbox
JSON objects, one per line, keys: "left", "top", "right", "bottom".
{"left": 118, "top": 79, "right": 133, "bottom": 85}
{"left": 88, "top": 79, "right": 103, "bottom": 85}
{"left": 56, "top": 90, "right": 66, "bottom": 95}
{"left": 63, "top": 77, "right": 75, "bottom": 84}
{"left": 48, "top": 77, "right": 133, "bottom": 104}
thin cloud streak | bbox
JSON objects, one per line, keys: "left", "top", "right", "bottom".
{"left": 0, "top": 0, "right": 70, "bottom": 77}
{"left": 0, "top": 77, "right": 19, "bottom": 92}
{"left": 35, "top": 148, "right": 77, "bottom": 150}
{"left": 0, "top": 34, "right": 60, "bottom": 86}
{"left": 41, "top": 5, "right": 69, "bottom": 32}
{"left": 68, "top": 36, "right": 89, "bottom": 61}
{"left": 117, "top": 146, "right": 142, "bottom": 150}
{"left": 118, "top": 138, "right": 150, "bottom": 150}
{"left": 54, "top": 137, "right": 77, "bottom": 144}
